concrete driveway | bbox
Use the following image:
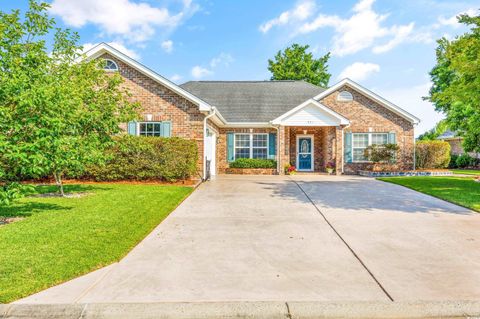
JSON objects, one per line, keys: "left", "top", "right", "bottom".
{"left": 17, "top": 175, "right": 480, "bottom": 303}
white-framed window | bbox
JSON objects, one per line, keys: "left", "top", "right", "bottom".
{"left": 102, "top": 59, "right": 118, "bottom": 72}
{"left": 234, "top": 133, "right": 268, "bottom": 160}
{"left": 337, "top": 91, "right": 353, "bottom": 102}
{"left": 352, "top": 132, "right": 389, "bottom": 162}
{"left": 139, "top": 122, "right": 162, "bottom": 136}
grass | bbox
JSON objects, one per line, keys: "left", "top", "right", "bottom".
{"left": 378, "top": 176, "right": 480, "bottom": 212}
{"left": 451, "top": 169, "right": 480, "bottom": 176}
{"left": 0, "top": 183, "right": 193, "bottom": 303}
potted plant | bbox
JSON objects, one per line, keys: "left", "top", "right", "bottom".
{"left": 284, "top": 163, "right": 296, "bottom": 175}
{"left": 326, "top": 162, "right": 335, "bottom": 175}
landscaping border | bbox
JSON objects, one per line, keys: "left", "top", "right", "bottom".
{"left": 359, "top": 170, "right": 453, "bottom": 178}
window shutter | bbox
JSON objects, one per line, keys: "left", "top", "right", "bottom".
{"left": 127, "top": 121, "right": 137, "bottom": 135}
{"left": 268, "top": 133, "right": 277, "bottom": 160}
{"left": 227, "top": 133, "right": 235, "bottom": 162}
{"left": 344, "top": 132, "right": 352, "bottom": 163}
{"left": 161, "top": 121, "right": 172, "bottom": 137}
{"left": 388, "top": 132, "right": 396, "bottom": 144}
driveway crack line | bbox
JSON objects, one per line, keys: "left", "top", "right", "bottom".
{"left": 290, "top": 178, "right": 395, "bottom": 302}
{"left": 285, "top": 302, "right": 292, "bottom": 319}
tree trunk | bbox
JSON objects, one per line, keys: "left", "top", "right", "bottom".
{"left": 53, "top": 171, "right": 65, "bottom": 197}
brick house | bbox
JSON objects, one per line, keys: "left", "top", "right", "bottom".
{"left": 85, "top": 43, "right": 420, "bottom": 179}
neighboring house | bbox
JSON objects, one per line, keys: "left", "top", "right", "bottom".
{"left": 84, "top": 43, "right": 420, "bottom": 179}
{"left": 437, "top": 130, "right": 480, "bottom": 158}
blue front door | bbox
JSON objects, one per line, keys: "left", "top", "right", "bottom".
{"left": 297, "top": 137, "right": 313, "bottom": 171}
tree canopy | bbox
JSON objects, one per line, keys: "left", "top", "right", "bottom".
{"left": 426, "top": 13, "right": 480, "bottom": 152}
{"left": 0, "top": 1, "right": 138, "bottom": 201}
{"left": 268, "top": 44, "right": 331, "bottom": 87}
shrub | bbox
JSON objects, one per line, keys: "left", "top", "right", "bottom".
{"left": 229, "top": 158, "right": 277, "bottom": 169}
{"left": 84, "top": 135, "right": 198, "bottom": 182}
{"left": 364, "top": 143, "right": 399, "bottom": 163}
{"left": 455, "top": 153, "right": 477, "bottom": 168}
{"left": 449, "top": 154, "right": 459, "bottom": 168}
{"left": 415, "top": 140, "right": 451, "bottom": 169}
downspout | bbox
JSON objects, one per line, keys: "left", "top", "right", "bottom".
{"left": 341, "top": 124, "right": 351, "bottom": 174}
{"left": 269, "top": 122, "right": 280, "bottom": 174}
{"left": 203, "top": 107, "right": 216, "bottom": 181}
{"left": 413, "top": 123, "right": 418, "bottom": 171}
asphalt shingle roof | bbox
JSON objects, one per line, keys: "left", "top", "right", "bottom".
{"left": 180, "top": 80, "right": 326, "bottom": 122}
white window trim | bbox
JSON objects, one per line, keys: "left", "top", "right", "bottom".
{"left": 233, "top": 133, "right": 269, "bottom": 160}
{"left": 103, "top": 59, "right": 118, "bottom": 72}
{"left": 352, "top": 132, "right": 389, "bottom": 163}
{"left": 296, "top": 134, "right": 314, "bottom": 172}
{"left": 137, "top": 121, "right": 168, "bottom": 137}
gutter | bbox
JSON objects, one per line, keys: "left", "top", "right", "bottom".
{"left": 341, "top": 124, "right": 351, "bottom": 174}
{"left": 203, "top": 107, "right": 216, "bottom": 181}
{"left": 269, "top": 122, "right": 281, "bottom": 175}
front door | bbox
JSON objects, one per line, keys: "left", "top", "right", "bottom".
{"left": 297, "top": 136, "right": 313, "bottom": 171}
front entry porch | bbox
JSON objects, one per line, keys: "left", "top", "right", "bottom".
{"left": 279, "top": 126, "right": 344, "bottom": 174}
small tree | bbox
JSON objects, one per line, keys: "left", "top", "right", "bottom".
{"left": 268, "top": 44, "right": 331, "bottom": 87}
{"left": 0, "top": 1, "right": 138, "bottom": 199}
{"left": 364, "top": 144, "right": 399, "bottom": 165}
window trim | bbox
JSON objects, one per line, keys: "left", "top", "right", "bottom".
{"left": 102, "top": 59, "right": 118, "bottom": 72}
{"left": 351, "top": 132, "right": 389, "bottom": 163}
{"left": 233, "top": 133, "right": 269, "bottom": 160}
{"left": 137, "top": 121, "right": 170, "bottom": 137}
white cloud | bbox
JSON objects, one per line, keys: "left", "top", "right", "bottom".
{"left": 338, "top": 62, "right": 380, "bottom": 81}
{"left": 50, "top": 0, "right": 199, "bottom": 42}
{"left": 438, "top": 8, "right": 478, "bottom": 28}
{"left": 161, "top": 40, "right": 173, "bottom": 53}
{"left": 191, "top": 66, "right": 212, "bottom": 79}
{"left": 210, "top": 52, "right": 234, "bottom": 68}
{"left": 259, "top": 0, "right": 316, "bottom": 33}
{"left": 82, "top": 41, "right": 140, "bottom": 60}
{"left": 380, "top": 82, "right": 444, "bottom": 137}
{"left": 170, "top": 74, "right": 182, "bottom": 83}
{"left": 298, "top": 0, "right": 424, "bottom": 56}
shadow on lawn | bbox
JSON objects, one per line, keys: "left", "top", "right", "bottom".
{"left": 257, "top": 177, "right": 474, "bottom": 215}
{"left": 0, "top": 202, "right": 71, "bottom": 218}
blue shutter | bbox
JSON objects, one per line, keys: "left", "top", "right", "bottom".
{"left": 227, "top": 133, "right": 235, "bottom": 162}
{"left": 388, "top": 132, "right": 396, "bottom": 144}
{"left": 268, "top": 133, "right": 277, "bottom": 160}
{"left": 161, "top": 121, "right": 171, "bottom": 137}
{"left": 344, "top": 132, "right": 352, "bottom": 163}
{"left": 128, "top": 121, "right": 137, "bottom": 135}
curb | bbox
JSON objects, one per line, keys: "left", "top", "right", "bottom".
{"left": 1, "top": 301, "right": 480, "bottom": 319}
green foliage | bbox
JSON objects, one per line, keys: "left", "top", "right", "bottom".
{"left": 449, "top": 154, "right": 459, "bottom": 168}
{"left": 229, "top": 158, "right": 277, "bottom": 169}
{"left": 0, "top": 1, "right": 138, "bottom": 201}
{"left": 417, "top": 120, "right": 449, "bottom": 141}
{"left": 268, "top": 44, "right": 331, "bottom": 87}
{"left": 364, "top": 144, "right": 399, "bottom": 163}
{"left": 455, "top": 153, "right": 478, "bottom": 168}
{"left": 0, "top": 183, "right": 34, "bottom": 206}
{"left": 0, "top": 183, "right": 192, "bottom": 302}
{"left": 426, "top": 13, "right": 480, "bottom": 152}
{"left": 84, "top": 135, "right": 198, "bottom": 182}
{"left": 415, "top": 140, "right": 451, "bottom": 169}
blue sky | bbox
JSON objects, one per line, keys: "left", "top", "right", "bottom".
{"left": 2, "top": 0, "right": 479, "bottom": 135}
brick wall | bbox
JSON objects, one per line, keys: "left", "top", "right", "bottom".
{"left": 320, "top": 86, "right": 415, "bottom": 173}
{"left": 99, "top": 53, "right": 206, "bottom": 177}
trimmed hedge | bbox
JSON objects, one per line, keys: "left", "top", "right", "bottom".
{"left": 229, "top": 158, "right": 277, "bottom": 169}
{"left": 415, "top": 140, "right": 451, "bottom": 169}
{"left": 455, "top": 153, "right": 479, "bottom": 168}
{"left": 84, "top": 135, "right": 198, "bottom": 182}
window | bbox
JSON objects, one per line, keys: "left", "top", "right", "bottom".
{"left": 138, "top": 122, "right": 171, "bottom": 137}
{"left": 352, "top": 133, "right": 389, "bottom": 162}
{"left": 234, "top": 133, "right": 268, "bottom": 159}
{"left": 102, "top": 59, "right": 118, "bottom": 71}
{"left": 337, "top": 91, "right": 353, "bottom": 102}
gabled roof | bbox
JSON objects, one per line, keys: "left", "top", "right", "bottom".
{"left": 83, "top": 43, "right": 212, "bottom": 112}
{"left": 313, "top": 78, "right": 420, "bottom": 124}
{"left": 180, "top": 80, "right": 326, "bottom": 122}
{"left": 271, "top": 99, "right": 350, "bottom": 126}
{"left": 437, "top": 130, "right": 460, "bottom": 140}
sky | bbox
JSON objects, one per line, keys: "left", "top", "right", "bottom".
{"left": 2, "top": 0, "right": 479, "bottom": 135}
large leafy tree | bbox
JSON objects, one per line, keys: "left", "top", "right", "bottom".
{"left": 268, "top": 44, "right": 331, "bottom": 87}
{"left": 426, "top": 13, "right": 480, "bottom": 152}
{"left": 0, "top": 1, "right": 138, "bottom": 201}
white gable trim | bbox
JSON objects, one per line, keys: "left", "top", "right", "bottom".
{"left": 83, "top": 43, "right": 212, "bottom": 112}
{"left": 313, "top": 78, "right": 420, "bottom": 124}
{"left": 271, "top": 99, "right": 350, "bottom": 126}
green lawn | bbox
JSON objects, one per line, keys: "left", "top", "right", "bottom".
{"left": 451, "top": 169, "right": 480, "bottom": 176}
{"left": 0, "top": 183, "right": 192, "bottom": 303}
{"left": 378, "top": 176, "right": 480, "bottom": 212}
